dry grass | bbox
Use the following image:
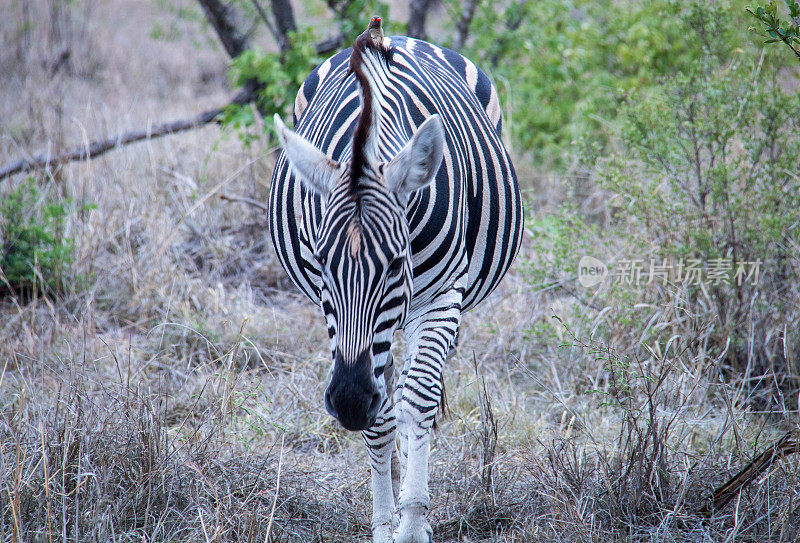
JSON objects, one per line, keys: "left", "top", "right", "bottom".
{"left": 2, "top": 1, "right": 800, "bottom": 542}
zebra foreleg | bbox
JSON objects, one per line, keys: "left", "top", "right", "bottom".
{"left": 394, "top": 290, "right": 463, "bottom": 543}
{"left": 384, "top": 354, "right": 402, "bottom": 502}
{"left": 363, "top": 396, "right": 398, "bottom": 543}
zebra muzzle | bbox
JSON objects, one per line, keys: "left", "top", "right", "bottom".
{"left": 324, "top": 348, "right": 382, "bottom": 431}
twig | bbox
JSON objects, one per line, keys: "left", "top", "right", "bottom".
{"left": 264, "top": 434, "right": 285, "bottom": 543}
{"left": 249, "top": 0, "right": 279, "bottom": 41}
{"left": 473, "top": 352, "right": 497, "bottom": 501}
{"left": 219, "top": 192, "right": 270, "bottom": 212}
{"left": 746, "top": 8, "right": 800, "bottom": 60}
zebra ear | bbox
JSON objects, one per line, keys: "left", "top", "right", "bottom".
{"left": 274, "top": 114, "right": 342, "bottom": 197}
{"left": 384, "top": 114, "right": 444, "bottom": 198}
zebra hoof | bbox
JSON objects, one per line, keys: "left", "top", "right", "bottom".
{"left": 393, "top": 506, "right": 433, "bottom": 543}
{"left": 372, "top": 524, "right": 393, "bottom": 543}
{"left": 393, "top": 526, "right": 432, "bottom": 543}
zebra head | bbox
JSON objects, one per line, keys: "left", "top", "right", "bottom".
{"left": 273, "top": 35, "right": 444, "bottom": 432}
{"left": 273, "top": 113, "right": 444, "bottom": 430}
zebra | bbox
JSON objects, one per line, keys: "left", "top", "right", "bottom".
{"left": 269, "top": 17, "right": 522, "bottom": 543}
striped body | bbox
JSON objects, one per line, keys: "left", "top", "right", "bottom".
{"left": 269, "top": 31, "right": 522, "bottom": 543}
{"left": 270, "top": 37, "right": 522, "bottom": 316}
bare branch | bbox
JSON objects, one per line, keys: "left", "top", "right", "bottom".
{"left": 249, "top": 0, "right": 279, "bottom": 41}
{"left": 0, "top": 1, "right": 345, "bottom": 182}
{"left": 0, "top": 88, "right": 255, "bottom": 181}
{"left": 315, "top": 34, "right": 343, "bottom": 55}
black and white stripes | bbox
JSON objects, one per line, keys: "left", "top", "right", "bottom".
{"left": 269, "top": 24, "right": 522, "bottom": 543}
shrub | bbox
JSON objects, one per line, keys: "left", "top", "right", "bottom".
{"left": 0, "top": 178, "right": 75, "bottom": 296}
{"left": 219, "top": 0, "right": 397, "bottom": 141}
{"left": 459, "top": 0, "right": 763, "bottom": 166}
{"left": 601, "top": 54, "right": 800, "bottom": 407}
{"left": 522, "top": 1, "right": 800, "bottom": 409}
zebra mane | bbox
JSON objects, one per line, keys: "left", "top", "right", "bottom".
{"left": 348, "top": 19, "right": 392, "bottom": 200}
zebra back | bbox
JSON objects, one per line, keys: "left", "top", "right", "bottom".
{"left": 269, "top": 36, "right": 523, "bottom": 313}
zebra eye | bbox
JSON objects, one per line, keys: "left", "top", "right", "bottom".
{"left": 315, "top": 253, "right": 327, "bottom": 268}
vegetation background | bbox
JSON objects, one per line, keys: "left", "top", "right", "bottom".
{"left": 1, "top": 0, "right": 799, "bottom": 541}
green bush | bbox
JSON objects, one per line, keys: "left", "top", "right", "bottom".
{"left": 521, "top": 1, "right": 800, "bottom": 408}
{"left": 0, "top": 179, "right": 75, "bottom": 296}
{"left": 220, "top": 0, "right": 397, "bottom": 140}
{"left": 459, "top": 0, "right": 762, "bottom": 167}
{"left": 219, "top": 27, "right": 322, "bottom": 144}
{"left": 603, "top": 56, "right": 800, "bottom": 404}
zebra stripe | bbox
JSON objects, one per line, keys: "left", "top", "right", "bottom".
{"left": 269, "top": 28, "right": 522, "bottom": 543}
{"left": 272, "top": 38, "right": 522, "bottom": 313}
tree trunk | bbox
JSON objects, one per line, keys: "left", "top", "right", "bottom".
{"left": 195, "top": 0, "right": 249, "bottom": 58}
{"left": 407, "top": 0, "right": 434, "bottom": 40}
{"left": 454, "top": 0, "right": 480, "bottom": 50}
{"left": 270, "top": 0, "right": 297, "bottom": 53}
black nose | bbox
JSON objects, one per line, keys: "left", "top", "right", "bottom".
{"left": 324, "top": 349, "right": 382, "bottom": 431}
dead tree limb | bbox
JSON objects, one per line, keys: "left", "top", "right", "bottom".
{"left": 0, "top": 89, "right": 256, "bottom": 181}
{"left": 316, "top": 35, "right": 343, "bottom": 55}
{"left": 699, "top": 431, "right": 799, "bottom": 516}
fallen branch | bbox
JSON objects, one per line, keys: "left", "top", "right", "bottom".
{"left": 0, "top": 0, "right": 344, "bottom": 182}
{"left": 1, "top": 48, "right": 339, "bottom": 181}
{"left": 699, "top": 431, "right": 799, "bottom": 516}
{"left": 0, "top": 87, "right": 255, "bottom": 181}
